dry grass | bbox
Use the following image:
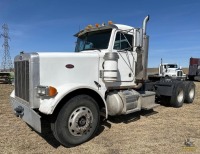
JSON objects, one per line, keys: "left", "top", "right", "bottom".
{"left": 0, "top": 81, "right": 200, "bottom": 154}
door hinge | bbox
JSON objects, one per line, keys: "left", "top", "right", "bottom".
{"left": 100, "top": 70, "right": 104, "bottom": 78}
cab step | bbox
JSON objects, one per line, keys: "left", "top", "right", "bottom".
{"left": 142, "top": 103, "right": 160, "bottom": 110}
{"left": 140, "top": 91, "right": 160, "bottom": 110}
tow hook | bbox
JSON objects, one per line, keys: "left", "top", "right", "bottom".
{"left": 14, "top": 106, "right": 24, "bottom": 117}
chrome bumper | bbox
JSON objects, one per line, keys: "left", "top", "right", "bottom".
{"left": 10, "top": 97, "right": 41, "bottom": 133}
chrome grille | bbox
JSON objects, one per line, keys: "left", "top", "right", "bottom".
{"left": 14, "top": 61, "right": 29, "bottom": 102}
{"left": 177, "top": 71, "right": 183, "bottom": 77}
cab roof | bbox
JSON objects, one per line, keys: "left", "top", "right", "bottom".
{"left": 74, "top": 24, "right": 134, "bottom": 37}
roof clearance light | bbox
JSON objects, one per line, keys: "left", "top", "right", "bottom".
{"left": 85, "top": 26, "right": 89, "bottom": 30}
{"left": 85, "top": 24, "right": 93, "bottom": 30}
{"left": 88, "top": 24, "right": 93, "bottom": 28}
{"left": 108, "top": 21, "right": 113, "bottom": 25}
{"left": 95, "top": 23, "right": 99, "bottom": 27}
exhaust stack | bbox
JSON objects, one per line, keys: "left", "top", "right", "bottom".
{"left": 143, "top": 15, "right": 150, "bottom": 35}
{"left": 135, "top": 15, "right": 150, "bottom": 81}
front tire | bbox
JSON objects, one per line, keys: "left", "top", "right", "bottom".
{"left": 52, "top": 95, "right": 100, "bottom": 147}
{"left": 170, "top": 82, "right": 185, "bottom": 107}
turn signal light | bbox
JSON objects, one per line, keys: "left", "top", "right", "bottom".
{"left": 48, "top": 86, "right": 57, "bottom": 97}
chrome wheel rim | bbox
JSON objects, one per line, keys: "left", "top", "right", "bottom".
{"left": 68, "top": 106, "right": 93, "bottom": 136}
{"left": 177, "top": 90, "right": 184, "bottom": 103}
{"left": 189, "top": 88, "right": 195, "bottom": 99}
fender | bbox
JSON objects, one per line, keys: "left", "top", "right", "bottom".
{"left": 39, "top": 83, "right": 108, "bottom": 118}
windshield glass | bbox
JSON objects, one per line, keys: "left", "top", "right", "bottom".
{"left": 75, "top": 29, "right": 112, "bottom": 52}
{"left": 166, "top": 64, "right": 178, "bottom": 68}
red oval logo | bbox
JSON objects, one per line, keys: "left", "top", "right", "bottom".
{"left": 65, "top": 64, "right": 74, "bottom": 69}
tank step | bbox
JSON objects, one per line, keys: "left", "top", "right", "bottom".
{"left": 140, "top": 91, "right": 159, "bottom": 110}
{"left": 142, "top": 103, "right": 160, "bottom": 110}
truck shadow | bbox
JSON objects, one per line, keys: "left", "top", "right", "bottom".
{"left": 31, "top": 117, "right": 112, "bottom": 148}
{"left": 156, "top": 96, "right": 171, "bottom": 107}
{"left": 30, "top": 109, "right": 158, "bottom": 148}
{"left": 35, "top": 118, "right": 61, "bottom": 148}
{"left": 107, "top": 109, "right": 158, "bottom": 124}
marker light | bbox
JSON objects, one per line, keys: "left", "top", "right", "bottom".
{"left": 102, "top": 22, "right": 105, "bottom": 26}
{"left": 95, "top": 23, "right": 99, "bottom": 27}
{"left": 88, "top": 24, "right": 93, "bottom": 28}
{"left": 108, "top": 21, "right": 113, "bottom": 25}
{"left": 85, "top": 24, "right": 93, "bottom": 30}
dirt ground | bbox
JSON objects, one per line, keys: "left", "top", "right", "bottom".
{"left": 0, "top": 82, "right": 200, "bottom": 154}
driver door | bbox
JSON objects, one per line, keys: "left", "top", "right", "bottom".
{"left": 113, "top": 32, "right": 134, "bottom": 82}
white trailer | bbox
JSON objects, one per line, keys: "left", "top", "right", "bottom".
{"left": 10, "top": 16, "right": 195, "bottom": 147}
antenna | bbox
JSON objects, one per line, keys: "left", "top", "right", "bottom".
{"left": 1, "top": 24, "right": 13, "bottom": 72}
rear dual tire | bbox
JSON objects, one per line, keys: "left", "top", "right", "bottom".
{"left": 170, "top": 82, "right": 185, "bottom": 107}
{"left": 170, "top": 81, "right": 195, "bottom": 107}
{"left": 184, "top": 81, "right": 195, "bottom": 103}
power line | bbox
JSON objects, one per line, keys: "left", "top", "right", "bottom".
{"left": 1, "top": 24, "right": 13, "bottom": 72}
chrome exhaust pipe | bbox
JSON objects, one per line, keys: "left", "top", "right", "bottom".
{"left": 143, "top": 15, "right": 150, "bottom": 35}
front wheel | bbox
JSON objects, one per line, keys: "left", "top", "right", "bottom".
{"left": 52, "top": 95, "right": 100, "bottom": 147}
{"left": 170, "top": 82, "right": 185, "bottom": 107}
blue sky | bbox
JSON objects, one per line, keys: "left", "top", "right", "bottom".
{"left": 0, "top": 0, "right": 200, "bottom": 67}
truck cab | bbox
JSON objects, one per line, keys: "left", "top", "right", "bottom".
{"left": 10, "top": 16, "right": 195, "bottom": 147}
{"left": 159, "top": 63, "right": 185, "bottom": 78}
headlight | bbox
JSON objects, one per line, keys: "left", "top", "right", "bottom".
{"left": 37, "top": 85, "right": 57, "bottom": 97}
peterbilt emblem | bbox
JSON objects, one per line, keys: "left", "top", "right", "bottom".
{"left": 65, "top": 64, "right": 74, "bottom": 69}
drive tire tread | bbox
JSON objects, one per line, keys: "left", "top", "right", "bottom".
{"left": 184, "top": 81, "right": 195, "bottom": 103}
{"left": 170, "top": 82, "right": 185, "bottom": 108}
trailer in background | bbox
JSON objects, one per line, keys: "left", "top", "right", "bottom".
{"left": 188, "top": 57, "right": 200, "bottom": 81}
{"left": 0, "top": 72, "right": 14, "bottom": 84}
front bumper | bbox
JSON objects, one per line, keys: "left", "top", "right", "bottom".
{"left": 10, "top": 96, "right": 41, "bottom": 133}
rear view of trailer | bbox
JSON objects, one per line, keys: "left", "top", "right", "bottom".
{"left": 188, "top": 58, "right": 200, "bottom": 81}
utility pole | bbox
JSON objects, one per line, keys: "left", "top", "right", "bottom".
{"left": 1, "top": 24, "right": 13, "bottom": 72}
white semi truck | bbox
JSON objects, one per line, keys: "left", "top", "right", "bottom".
{"left": 148, "top": 59, "right": 186, "bottom": 81}
{"left": 159, "top": 63, "right": 185, "bottom": 78}
{"left": 10, "top": 16, "right": 195, "bottom": 147}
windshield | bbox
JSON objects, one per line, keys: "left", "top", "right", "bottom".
{"left": 75, "top": 29, "right": 112, "bottom": 52}
{"left": 166, "top": 64, "right": 178, "bottom": 68}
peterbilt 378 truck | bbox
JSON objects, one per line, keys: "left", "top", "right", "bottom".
{"left": 10, "top": 16, "right": 195, "bottom": 147}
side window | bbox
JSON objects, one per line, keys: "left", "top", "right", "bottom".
{"left": 114, "top": 32, "right": 132, "bottom": 50}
